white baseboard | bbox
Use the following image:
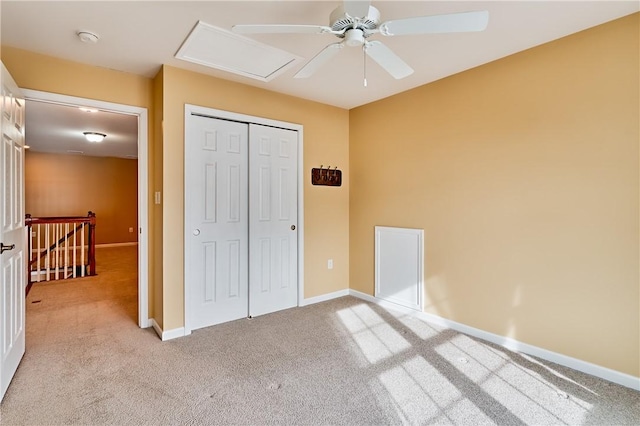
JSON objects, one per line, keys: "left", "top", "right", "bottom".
{"left": 162, "top": 327, "right": 186, "bottom": 341}
{"left": 96, "top": 242, "right": 138, "bottom": 248}
{"left": 150, "top": 318, "right": 186, "bottom": 341}
{"left": 349, "top": 289, "right": 378, "bottom": 304}
{"left": 300, "top": 289, "right": 349, "bottom": 306}
{"left": 349, "top": 290, "right": 640, "bottom": 391}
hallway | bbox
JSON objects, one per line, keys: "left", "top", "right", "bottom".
{"left": 27, "top": 245, "right": 139, "bottom": 334}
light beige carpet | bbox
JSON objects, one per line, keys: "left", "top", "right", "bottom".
{"left": 1, "top": 245, "right": 638, "bottom": 425}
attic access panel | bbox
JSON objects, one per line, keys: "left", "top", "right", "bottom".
{"left": 175, "top": 21, "right": 301, "bottom": 82}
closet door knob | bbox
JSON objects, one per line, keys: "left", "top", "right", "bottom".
{"left": 290, "top": 225, "right": 296, "bottom": 231}
{"left": 193, "top": 229, "right": 201, "bottom": 236}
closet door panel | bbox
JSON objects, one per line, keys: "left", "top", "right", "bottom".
{"left": 249, "top": 124, "right": 298, "bottom": 317}
{"left": 186, "top": 115, "right": 249, "bottom": 330}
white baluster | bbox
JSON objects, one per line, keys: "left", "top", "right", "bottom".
{"left": 64, "top": 222, "right": 69, "bottom": 278}
{"left": 45, "top": 223, "right": 50, "bottom": 281}
{"left": 54, "top": 223, "right": 59, "bottom": 280}
{"left": 81, "top": 222, "right": 85, "bottom": 277}
{"left": 72, "top": 222, "right": 77, "bottom": 278}
{"left": 36, "top": 223, "right": 41, "bottom": 282}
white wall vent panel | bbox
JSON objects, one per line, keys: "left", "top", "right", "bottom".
{"left": 175, "top": 21, "right": 301, "bottom": 82}
{"left": 375, "top": 226, "right": 424, "bottom": 311}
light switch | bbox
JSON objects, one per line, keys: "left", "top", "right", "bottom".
{"left": 154, "top": 191, "right": 161, "bottom": 204}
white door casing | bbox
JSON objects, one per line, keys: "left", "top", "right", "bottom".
{"left": 184, "top": 106, "right": 302, "bottom": 333}
{"left": 185, "top": 115, "right": 249, "bottom": 330}
{"left": 0, "top": 62, "right": 26, "bottom": 402}
{"left": 20, "top": 89, "right": 150, "bottom": 329}
{"left": 248, "top": 124, "right": 298, "bottom": 317}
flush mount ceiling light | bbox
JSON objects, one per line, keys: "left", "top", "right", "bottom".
{"left": 83, "top": 132, "right": 106, "bottom": 143}
{"left": 77, "top": 31, "right": 99, "bottom": 44}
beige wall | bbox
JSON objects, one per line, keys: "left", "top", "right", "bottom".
{"left": 1, "top": 47, "right": 151, "bottom": 107}
{"left": 25, "top": 152, "right": 138, "bottom": 245}
{"left": 349, "top": 14, "right": 639, "bottom": 376}
{"left": 1, "top": 46, "right": 156, "bottom": 318}
{"left": 160, "top": 66, "right": 350, "bottom": 330}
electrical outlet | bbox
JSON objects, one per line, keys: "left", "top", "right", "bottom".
{"left": 154, "top": 191, "right": 161, "bottom": 204}
{"left": 129, "top": 227, "right": 134, "bottom": 233}
{"left": 327, "top": 259, "right": 333, "bottom": 270}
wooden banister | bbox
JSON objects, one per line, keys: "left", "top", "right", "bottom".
{"left": 25, "top": 211, "right": 97, "bottom": 286}
{"left": 25, "top": 214, "right": 97, "bottom": 225}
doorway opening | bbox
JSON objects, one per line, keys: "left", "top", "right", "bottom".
{"left": 22, "top": 89, "right": 149, "bottom": 328}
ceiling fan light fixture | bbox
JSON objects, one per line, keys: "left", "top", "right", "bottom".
{"left": 83, "top": 132, "right": 106, "bottom": 143}
{"left": 345, "top": 29, "right": 365, "bottom": 47}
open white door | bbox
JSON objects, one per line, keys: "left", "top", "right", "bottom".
{"left": 0, "top": 62, "right": 26, "bottom": 402}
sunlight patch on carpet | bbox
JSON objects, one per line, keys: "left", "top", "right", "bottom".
{"left": 435, "top": 334, "right": 592, "bottom": 424}
{"left": 376, "top": 355, "right": 494, "bottom": 424}
{"left": 393, "top": 313, "right": 441, "bottom": 340}
{"left": 336, "top": 303, "right": 410, "bottom": 364}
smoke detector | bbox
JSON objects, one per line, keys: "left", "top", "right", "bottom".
{"left": 77, "top": 31, "right": 99, "bottom": 44}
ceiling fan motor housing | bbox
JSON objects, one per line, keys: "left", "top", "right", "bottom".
{"left": 330, "top": 5, "right": 381, "bottom": 36}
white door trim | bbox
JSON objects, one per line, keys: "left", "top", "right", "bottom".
{"left": 183, "top": 104, "right": 304, "bottom": 335}
{"left": 21, "top": 89, "right": 150, "bottom": 328}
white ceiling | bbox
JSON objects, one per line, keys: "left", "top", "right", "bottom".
{"left": 25, "top": 100, "right": 138, "bottom": 159}
{"left": 2, "top": 1, "right": 638, "bottom": 158}
{"left": 1, "top": 1, "right": 637, "bottom": 110}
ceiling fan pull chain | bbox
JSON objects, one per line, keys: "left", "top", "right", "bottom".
{"left": 363, "top": 45, "right": 368, "bottom": 87}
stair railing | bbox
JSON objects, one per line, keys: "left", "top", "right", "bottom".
{"left": 25, "top": 211, "right": 96, "bottom": 286}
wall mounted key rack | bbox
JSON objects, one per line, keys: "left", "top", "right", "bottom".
{"left": 312, "top": 165, "right": 342, "bottom": 187}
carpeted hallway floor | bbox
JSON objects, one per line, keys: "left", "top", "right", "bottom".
{"left": 0, "top": 245, "right": 638, "bottom": 425}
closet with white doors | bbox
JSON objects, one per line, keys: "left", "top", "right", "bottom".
{"left": 185, "top": 110, "right": 299, "bottom": 331}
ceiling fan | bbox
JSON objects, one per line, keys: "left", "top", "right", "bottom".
{"left": 232, "top": 1, "right": 489, "bottom": 82}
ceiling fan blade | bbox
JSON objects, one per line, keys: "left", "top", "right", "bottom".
{"left": 380, "top": 10, "right": 489, "bottom": 36}
{"left": 364, "top": 41, "right": 413, "bottom": 79}
{"left": 232, "top": 24, "right": 334, "bottom": 35}
{"left": 343, "top": 0, "right": 371, "bottom": 18}
{"left": 294, "top": 43, "right": 344, "bottom": 79}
